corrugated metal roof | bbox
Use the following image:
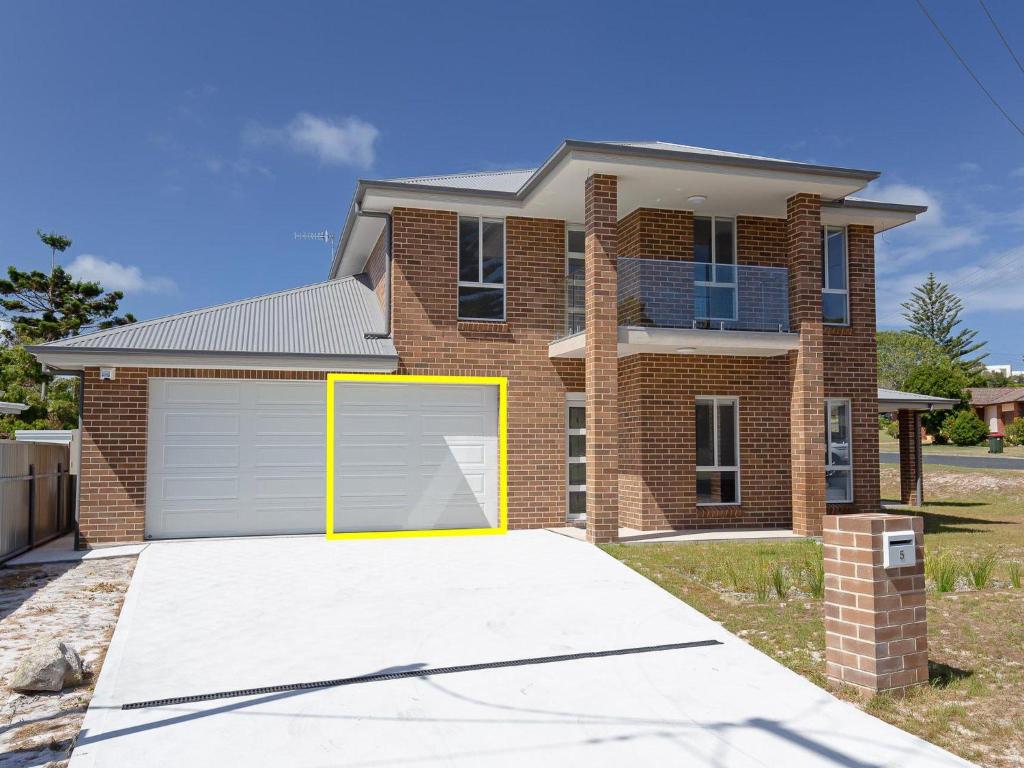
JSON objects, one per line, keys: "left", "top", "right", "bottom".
{"left": 969, "top": 387, "right": 1024, "bottom": 406}
{"left": 37, "top": 276, "right": 396, "bottom": 358}
{"left": 385, "top": 168, "right": 535, "bottom": 193}
{"left": 597, "top": 140, "right": 796, "bottom": 164}
{"left": 877, "top": 388, "right": 959, "bottom": 411}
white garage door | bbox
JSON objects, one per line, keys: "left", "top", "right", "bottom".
{"left": 146, "top": 378, "right": 326, "bottom": 539}
{"left": 332, "top": 381, "right": 499, "bottom": 533}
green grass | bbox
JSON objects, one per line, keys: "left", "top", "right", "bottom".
{"left": 603, "top": 464, "right": 1024, "bottom": 767}
{"left": 879, "top": 430, "right": 1024, "bottom": 458}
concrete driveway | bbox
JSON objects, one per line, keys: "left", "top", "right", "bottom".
{"left": 70, "top": 531, "right": 970, "bottom": 767}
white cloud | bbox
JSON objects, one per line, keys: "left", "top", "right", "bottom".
{"left": 243, "top": 114, "right": 379, "bottom": 168}
{"left": 66, "top": 255, "right": 178, "bottom": 295}
{"left": 1010, "top": 167, "right": 1024, "bottom": 178}
{"left": 958, "top": 161, "right": 981, "bottom": 174}
{"left": 866, "top": 182, "right": 977, "bottom": 277}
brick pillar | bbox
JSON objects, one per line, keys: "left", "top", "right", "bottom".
{"left": 585, "top": 174, "right": 619, "bottom": 544}
{"left": 824, "top": 513, "right": 928, "bottom": 695}
{"left": 898, "top": 410, "right": 923, "bottom": 506}
{"left": 787, "top": 193, "right": 825, "bottom": 536}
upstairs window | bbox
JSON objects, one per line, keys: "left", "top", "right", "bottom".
{"left": 822, "top": 226, "right": 849, "bottom": 325}
{"left": 694, "top": 216, "right": 737, "bottom": 322}
{"left": 825, "top": 398, "right": 853, "bottom": 502}
{"left": 696, "top": 396, "right": 740, "bottom": 505}
{"left": 566, "top": 227, "right": 585, "bottom": 334}
{"left": 458, "top": 217, "right": 505, "bottom": 321}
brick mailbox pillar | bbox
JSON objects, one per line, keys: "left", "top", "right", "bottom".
{"left": 823, "top": 513, "right": 928, "bottom": 695}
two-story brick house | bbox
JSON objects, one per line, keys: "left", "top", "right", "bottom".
{"left": 30, "top": 139, "right": 926, "bottom": 546}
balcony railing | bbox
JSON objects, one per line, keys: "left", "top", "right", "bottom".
{"left": 565, "top": 258, "right": 790, "bottom": 335}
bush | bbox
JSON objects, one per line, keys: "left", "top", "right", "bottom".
{"left": 925, "top": 551, "right": 959, "bottom": 592}
{"left": 884, "top": 420, "right": 900, "bottom": 440}
{"left": 1009, "top": 561, "right": 1022, "bottom": 589}
{"left": 1005, "top": 418, "right": 1024, "bottom": 447}
{"left": 966, "top": 552, "right": 998, "bottom": 589}
{"left": 801, "top": 554, "right": 825, "bottom": 599}
{"left": 940, "top": 410, "right": 989, "bottom": 446}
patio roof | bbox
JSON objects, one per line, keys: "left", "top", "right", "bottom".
{"left": 877, "top": 388, "right": 959, "bottom": 413}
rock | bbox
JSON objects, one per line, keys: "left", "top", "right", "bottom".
{"left": 9, "top": 640, "right": 85, "bottom": 693}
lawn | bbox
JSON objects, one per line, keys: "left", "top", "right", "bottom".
{"left": 879, "top": 429, "right": 1024, "bottom": 459}
{"left": 603, "top": 464, "right": 1024, "bottom": 768}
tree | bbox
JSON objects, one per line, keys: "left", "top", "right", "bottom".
{"left": 0, "top": 231, "right": 135, "bottom": 344}
{"left": 876, "top": 330, "right": 947, "bottom": 391}
{"left": 900, "top": 273, "right": 987, "bottom": 375}
{"left": 0, "top": 346, "right": 77, "bottom": 436}
{"left": 940, "top": 410, "right": 988, "bottom": 446}
{"left": 903, "top": 356, "right": 971, "bottom": 442}
{"left": 36, "top": 230, "right": 72, "bottom": 275}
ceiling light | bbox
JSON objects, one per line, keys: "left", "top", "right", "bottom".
{"left": 687, "top": 195, "right": 707, "bottom": 207}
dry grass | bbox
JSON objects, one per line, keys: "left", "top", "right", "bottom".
{"left": 604, "top": 465, "right": 1024, "bottom": 767}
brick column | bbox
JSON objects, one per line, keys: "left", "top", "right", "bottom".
{"left": 898, "top": 410, "right": 923, "bottom": 506}
{"left": 824, "top": 513, "right": 928, "bottom": 695}
{"left": 585, "top": 174, "right": 619, "bottom": 544}
{"left": 787, "top": 193, "right": 825, "bottom": 536}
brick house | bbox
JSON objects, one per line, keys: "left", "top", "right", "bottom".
{"left": 30, "top": 139, "right": 927, "bottom": 546}
{"left": 969, "top": 387, "right": 1024, "bottom": 434}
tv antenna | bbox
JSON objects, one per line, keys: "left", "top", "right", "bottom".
{"left": 294, "top": 229, "right": 335, "bottom": 252}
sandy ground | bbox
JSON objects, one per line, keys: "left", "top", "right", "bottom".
{"left": 0, "top": 557, "right": 136, "bottom": 768}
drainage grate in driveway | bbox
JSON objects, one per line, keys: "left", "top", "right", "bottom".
{"left": 122, "top": 639, "right": 723, "bottom": 710}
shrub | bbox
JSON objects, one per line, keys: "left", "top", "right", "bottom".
{"left": 925, "top": 551, "right": 959, "bottom": 592}
{"left": 940, "top": 410, "right": 989, "bottom": 447}
{"left": 1008, "top": 561, "right": 1022, "bottom": 589}
{"left": 883, "top": 419, "right": 900, "bottom": 440}
{"left": 750, "top": 561, "right": 771, "bottom": 601}
{"left": 966, "top": 552, "right": 998, "bottom": 589}
{"left": 1005, "top": 418, "right": 1024, "bottom": 447}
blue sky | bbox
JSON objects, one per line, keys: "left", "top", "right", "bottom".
{"left": 2, "top": 0, "right": 1023, "bottom": 364}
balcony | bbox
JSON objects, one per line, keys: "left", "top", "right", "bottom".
{"left": 551, "top": 257, "right": 799, "bottom": 359}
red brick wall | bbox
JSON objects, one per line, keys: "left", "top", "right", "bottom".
{"left": 389, "top": 207, "right": 584, "bottom": 530}
{"left": 825, "top": 224, "right": 880, "bottom": 514}
{"left": 617, "top": 208, "right": 692, "bottom": 259}
{"left": 787, "top": 193, "right": 827, "bottom": 536}
{"left": 78, "top": 367, "right": 330, "bottom": 546}
{"left": 619, "top": 354, "right": 792, "bottom": 530}
{"left": 364, "top": 230, "right": 388, "bottom": 312}
{"left": 737, "top": 215, "right": 787, "bottom": 268}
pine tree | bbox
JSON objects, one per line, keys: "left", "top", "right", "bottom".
{"left": 900, "top": 273, "right": 987, "bottom": 375}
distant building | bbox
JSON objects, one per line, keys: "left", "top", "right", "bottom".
{"left": 986, "top": 363, "right": 1024, "bottom": 378}
{"left": 969, "top": 388, "right": 1024, "bottom": 433}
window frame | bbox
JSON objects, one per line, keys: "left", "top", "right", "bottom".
{"left": 822, "top": 225, "right": 850, "bottom": 327}
{"left": 695, "top": 395, "right": 741, "bottom": 506}
{"left": 693, "top": 215, "right": 738, "bottom": 322}
{"left": 825, "top": 397, "right": 854, "bottom": 503}
{"left": 565, "top": 224, "right": 586, "bottom": 335}
{"left": 566, "top": 392, "right": 586, "bottom": 521}
{"left": 457, "top": 216, "right": 506, "bottom": 322}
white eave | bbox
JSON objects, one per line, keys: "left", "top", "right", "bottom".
{"left": 549, "top": 327, "right": 800, "bottom": 359}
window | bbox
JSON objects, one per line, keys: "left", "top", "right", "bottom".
{"left": 694, "top": 216, "right": 737, "bottom": 322}
{"left": 822, "top": 226, "right": 849, "bottom": 325}
{"left": 696, "top": 396, "right": 740, "bottom": 505}
{"left": 566, "top": 393, "right": 586, "bottom": 519}
{"left": 458, "top": 217, "right": 505, "bottom": 321}
{"left": 825, "top": 398, "right": 853, "bottom": 502}
{"left": 566, "top": 226, "right": 585, "bottom": 334}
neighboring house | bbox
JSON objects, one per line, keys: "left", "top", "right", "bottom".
{"left": 29, "top": 139, "right": 927, "bottom": 546}
{"left": 969, "top": 387, "right": 1024, "bottom": 433}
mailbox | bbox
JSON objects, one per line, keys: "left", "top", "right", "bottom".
{"left": 883, "top": 530, "right": 916, "bottom": 568}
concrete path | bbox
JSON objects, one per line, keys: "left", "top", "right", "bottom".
{"left": 70, "top": 531, "right": 970, "bottom": 768}
{"left": 5, "top": 533, "right": 147, "bottom": 566}
{"left": 880, "top": 451, "right": 1024, "bottom": 470}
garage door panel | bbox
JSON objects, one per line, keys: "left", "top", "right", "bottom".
{"left": 253, "top": 444, "right": 324, "bottom": 467}
{"left": 159, "top": 475, "right": 240, "bottom": 501}
{"left": 161, "top": 444, "right": 239, "bottom": 469}
{"left": 160, "top": 412, "right": 241, "bottom": 437}
{"left": 253, "top": 382, "right": 323, "bottom": 406}
{"left": 252, "top": 474, "right": 324, "bottom": 499}
{"left": 254, "top": 413, "right": 325, "bottom": 437}
{"left": 332, "top": 381, "right": 499, "bottom": 533}
{"left": 160, "top": 380, "right": 241, "bottom": 406}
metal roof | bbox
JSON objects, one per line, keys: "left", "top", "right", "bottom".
{"left": 386, "top": 169, "right": 535, "bottom": 193}
{"left": 968, "top": 387, "right": 1024, "bottom": 406}
{"left": 877, "top": 388, "right": 959, "bottom": 412}
{"left": 30, "top": 277, "right": 396, "bottom": 360}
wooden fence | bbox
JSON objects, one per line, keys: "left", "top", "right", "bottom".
{"left": 0, "top": 440, "right": 75, "bottom": 563}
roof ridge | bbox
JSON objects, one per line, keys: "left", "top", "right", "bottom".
{"left": 41, "top": 277, "right": 359, "bottom": 348}
{"left": 387, "top": 168, "right": 536, "bottom": 182}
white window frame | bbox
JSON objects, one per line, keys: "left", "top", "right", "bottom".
{"left": 566, "top": 392, "right": 586, "bottom": 520}
{"left": 457, "top": 216, "right": 506, "bottom": 322}
{"left": 695, "top": 395, "right": 741, "bottom": 506}
{"left": 565, "top": 225, "right": 586, "bottom": 335}
{"left": 694, "top": 216, "right": 738, "bottom": 322}
{"left": 825, "top": 397, "right": 854, "bottom": 503}
{"left": 822, "top": 225, "right": 850, "bottom": 326}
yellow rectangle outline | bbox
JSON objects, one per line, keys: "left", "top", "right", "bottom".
{"left": 325, "top": 373, "right": 508, "bottom": 540}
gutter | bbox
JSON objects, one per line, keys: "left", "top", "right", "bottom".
{"left": 359, "top": 209, "right": 393, "bottom": 340}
